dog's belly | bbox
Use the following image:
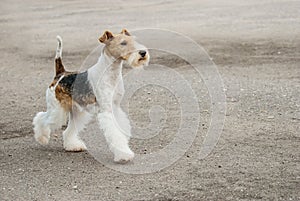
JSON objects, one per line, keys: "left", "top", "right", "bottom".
{"left": 52, "top": 71, "right": 97, "bottom": 111}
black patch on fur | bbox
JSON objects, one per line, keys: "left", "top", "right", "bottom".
{"left": 58, "top": 71, "right": 96, "bottom": 105}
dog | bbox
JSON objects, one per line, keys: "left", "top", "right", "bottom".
{"left": 33, "top": 29, "right": 150, "bottom": 163}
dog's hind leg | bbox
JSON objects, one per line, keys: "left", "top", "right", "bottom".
{"left": 63, "top": 108, "right": 91, "bottom": 152}
{"left": 33, "top": 88, "right": 66, "bottom": 145}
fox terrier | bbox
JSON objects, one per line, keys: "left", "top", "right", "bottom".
{"left": 33, "top": 29, "right": 150, "bottom": 163}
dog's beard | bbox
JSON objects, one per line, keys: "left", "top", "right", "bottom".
{"left": 127, "top": 52, "right": 150, "bottom": 68}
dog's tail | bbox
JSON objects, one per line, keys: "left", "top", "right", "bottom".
{"left": 55, "top": 35, "right": 65, "bottom": 75}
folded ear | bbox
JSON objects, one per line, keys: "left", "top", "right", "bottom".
{"left": 120, "top": 29, "right": 131, "bottom": 36}
{"left": 99, "top": 30, "right": 114, "bottom": 43}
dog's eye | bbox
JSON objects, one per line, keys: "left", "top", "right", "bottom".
{"left": 120, "top": 41, "right": 127, "bottom": 46}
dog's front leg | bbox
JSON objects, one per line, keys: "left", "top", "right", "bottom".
{"left": 97, "top": 110, "right": 134, "bottom": 163}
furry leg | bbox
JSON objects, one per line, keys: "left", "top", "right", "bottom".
{"left": 33, "top": 112, "right": 51, "bottom": 145}
{"left": 63, "top": 109, "right": 91, "bottom": 152}
{"left": 97, "top": 111, "right": 134, "bottom": 163}
{"left": 113, "top": 107, "right": 132, "bottom": 140}
{"left": 33, "top": 88, "right": 66, "bottom": 145}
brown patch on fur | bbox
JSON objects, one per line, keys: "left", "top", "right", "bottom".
{"left": 120, "top": 29, "right": 131, "bottom": 36}
{"left": 99, "top": 31, "right": 114, "bottom": 43}
{"left": 55, "top": 58, "right": 65, "bottom": 76}
{"left": 54, "top": 84, "right": 74, "bottom": 111}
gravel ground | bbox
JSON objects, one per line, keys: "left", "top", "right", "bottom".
{"left": 1, "top": 0, "right": 299, "bottom": 200}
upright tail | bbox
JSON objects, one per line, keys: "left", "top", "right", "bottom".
{"left": 55, "top": 35, "right": 63, "bottom": 59}
{"left": 55, "top": 35, "right": 65, "bottom": 75}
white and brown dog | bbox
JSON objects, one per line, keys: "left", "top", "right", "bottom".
{"left": 33, "top": 29, "right": 150, "bottom": 163}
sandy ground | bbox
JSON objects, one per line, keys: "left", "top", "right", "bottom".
{"left": 1, "top": 0, "right": 300, "bottom": 200}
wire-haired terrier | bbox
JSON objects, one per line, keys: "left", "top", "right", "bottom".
{"left": 33, "top": 29, "right": 150, "bottom": 163}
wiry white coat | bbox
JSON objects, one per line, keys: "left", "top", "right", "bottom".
{"left": 88, "top": 50, "right": 134, "bottom": 162}
{"left": 33, "top": 33, "right": 149, "bottom": 163}
{"left": 33, "top": 48, "right": 134, "bottom": 162}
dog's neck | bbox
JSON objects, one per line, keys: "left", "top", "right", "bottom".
{"left": 88, "top": 47, "right": 125, "bottom": 111}
{"left": 89, "top": 47, "right": 123, "bottom": 87}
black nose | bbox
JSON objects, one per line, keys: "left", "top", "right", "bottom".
{"left": 139, "top": 50, "right": 146, "bottom": 57}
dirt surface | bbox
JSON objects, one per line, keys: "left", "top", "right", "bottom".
{"left": 1, "top": 0, "right": 299, "bottom": 200}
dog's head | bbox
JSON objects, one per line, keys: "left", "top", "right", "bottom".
{"left": 99, "top": 29, "right": 150, "bottom": 67}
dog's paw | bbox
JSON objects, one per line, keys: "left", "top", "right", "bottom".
{"left": 35, "top": 134, "right": 50, "bottom": 145}
{"left": 64, "top": 139, "right": 87, "bottom": 152}
{"left": 114, "top": 149, "right": 134, "bottom": 164}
